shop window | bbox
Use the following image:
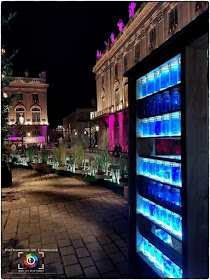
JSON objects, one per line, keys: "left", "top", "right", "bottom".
{"left": 169, "top": 7, "right": 178, "bottom": 34}
{"left": 32, "top": 94, "right": 39, "bottom": 103}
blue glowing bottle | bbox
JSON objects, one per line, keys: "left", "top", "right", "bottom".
{"left": 155, "top": 205, "right": 163, "bottom": 224}
{"left": 143, "top": 197, "right": 150, "bottom": 216}
{"left": 142, "top": 119, "right": 148, "bottom": 136}
{"left": 148, "top": 180, "right": 156, "bottom": 199}
{"left": 141, "top": 99, "right": 147, "bottom": 118}
{"left": 148, "top": 243, "right": 155, "bottom": 262}
{"left": 155, "top": 116, "right": 162, "bottom": 136}
{"left": 161, "top": 114, "right": 170, "bottom": 136}
{"left": 142, "top": 158, "right": 149, "bottom": 175}
{"left": 170, "top": 112, "right": 181, "bottom": 135}
{"left": 154, "top": 93, "right": 162, "bottom": 115}
{"left": 154, "top": 70, "right": 161, "bottom": 92}
{"left": 161, "top": 91, "right": 170, "bottom": 113}
{"left": 141, "top": 77, "right": 147, "bottom": 97}
{"left": 163, "top": 256, "right": 173, "bottom": 277}
{"left": 148, "top": 159, "right": 155, "bottom": 177}
{"left": 146, "top": 73, "right": 155, "bottom": 95}
{"left": 154, "top": 248, "right": 163, "bottom": 270}
{"left": 171, "top": 213, "right": 182, "bottom": 237}
{"left": 149, "top": 201, "right": 156, "bottom": 220}
{"left": 155, "top": 160, "right": 163, "bottom": 180}
{"left": 163, "top": 185, "right": 172, "bottom": 204}
{"left": 160, "top": 65, "right": 170, "bottom": 90}
{"left": 156, "top": 183, "right": 164, "bottom": 202}
{"left": 136, "top": 78, "right": 141, "bottom": 99}
{"left": 142, "top": 238, "right": 150, "bottom": 256}
{"left": 173, "top": 265, "right": 183, "bottom": 278}
{"left": 171, "top": 188, "right": 181, "bottom": 207}
{"left": 147, "top": 96, "right": 154, "bottom": 116}
{"left": 171, "top": 163, "right": 181, "bottom": 185}
{"left": 170, "top": 87, "right": 181, "bottom": 111}
{"left": 169, "top": 60, "right": 178, "bottom": 87}
{"left": 137, "top": 195, "right": 143, "bottom": 213}
{"left": 148, "top": 117, "right": 155, "bottom": 136}
{"left": 162, "top": 162, "right": 172, "bottom": 183}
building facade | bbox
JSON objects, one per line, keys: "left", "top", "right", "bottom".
{"left": 3, "top": 71, "right": 49, "bottom": 146}
{"left": 63, "top": 108, "right": 97, "bottom": 148}
{"left": 92, "top": 1, "right": 208, "bottom": 152}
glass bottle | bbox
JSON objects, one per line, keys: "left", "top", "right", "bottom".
{"left": 169, "top": 60, "right": 179, "bottom": 86}
{"left": 136, "top": 117, "right": 141, "bottom": 136}
{"left": 162, "top": 162, "right": 172, "bottom": 183}
{"left": 148, "top": 159, "right": 155, "bottom": 177}
{"left": 148, "top": 117, "right": 155, "bottom": 136}
{"left": 147, "top": 96, "right": 154, "bottom": 116}
{"left": 142, "top": 237, "right": 150, "bottom": 256}
{"left": 141, "top": 99, "right": 147, "bottom": 118}
{"left": 142, "top": 197, "right": 150, "bottom": 216}
{"left": 156, "top": 183, "right": 164, "bottom": 202}
{"left": 155, "top": 116, "right": 162, "bottom": 136}
{"left": 154, "top": 93, "right": 162, "bottom": 115}
{"left": 154, "top": 248, "right": 163, "bottom": 270}
{"left": 161, "top": 114, "right": 170, "bottom": 136}
{"left": 155, "top": 205, "right": 163, "bottom": 224}
{"left": 141, "top": 77, "right": 147, "bottom": 97}
{"left": 171, "top": 213, "right": 182, "bottom": 237}
{"left": 170, "top": 87, "right": 181, "bottom": 111}
{"left": 161, "top": 91, "right": 170, "bottom": 113}
{"left": 148, "top": 243, "right": 155, "bottom": 262}
{"left": 171, "top": 163, "right": 181, "bottom": 185}
{"left": 136, "top": 78, "right": 141, "bottom": 99}
{"left": 146, "top": 73, "right": 155, "bottom": 95}
{"left": 170, "top": 112, "right": 181, "bottom": 135}
{"left": 149, "top": 201, "right": 156, "bottom": 220}
{"left": 163, "top": 185, "right": 172, "bottom": 204}
{"left": 171, "top": 188, "right": 181, "bottom": 207}
{"left": 142, "top": 158, "right": 149, "bottom": 175}
{"left": 163, "top": 255, "right": 173, "bottom": 277}
{"left": 148, "top": 180, "right": 156, "bottom": 199}
{"left": 160, "top": 65, "right": 170, "bottom": 90}
{"left": 173, "top": 265, "right": 182, "bottom": 278}
{"left": 137, "top": 195, "right": 143, "bottom": 213}
{"left": 142, "top": 119, "right": 148, "bottom": 136}
{"left": 155, "top": 160, "right": 163, "bottom": 180}
{"left": 154, "top": 69, "right": 161, "bottom": 92}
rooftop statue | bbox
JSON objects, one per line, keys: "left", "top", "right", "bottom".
{"left": 96, "top": 50, "right": 102, "bottom": 58}
{"left": 129, "top": 2, "right": 137, "bottom": 18}
{"left": 110, "top": 33, "right": 115, "bottom": 43}
{"left": 117, "top": 19, "right": 124, "bottom": 32}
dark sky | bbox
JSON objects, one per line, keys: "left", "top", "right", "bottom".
{"left": 2, "top": 1, "right": 141, "bottom": 127}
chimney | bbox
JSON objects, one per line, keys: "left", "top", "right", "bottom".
{"left": 25, "top": 70, "right": 29, "bottom": 77}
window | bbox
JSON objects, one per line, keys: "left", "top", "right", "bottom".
{"left": 115, "top": 64, "right": 118, "bottom": 79}
{"left": 32, "top": 108, "right": 40, "bottom": 122}
{"left": 116, "top": 92, "right": 120, "bottom": 106}
{"left": 195, "top": 1, "right": 207, "bottom": 11}
{"left": 124, "top": 55, "right": 128, "bottom": 72}
{"left": 135, "top": 44, "right": 140, "bottom": 62}
{"left": 17, "top": 93, "right": 23, "bottom": 101}
{"left": 150, "top": 27, "right": 156, "bottom": 48}
{"left": 169, "top": 7, "right": 178, "bottom": 34}
{"left": 32, "top": 94, "right": 39, "bottom": 103}
{"left": 16, "top": 108, "right": 25, "bottom": 122}
{"left": 32, "top": 130, "right": 41, "bottom": 136}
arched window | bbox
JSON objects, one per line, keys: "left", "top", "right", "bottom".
{"left": 169, "top": 7, "right": 178, "bottom": 34}
{"left": 32, "top": 108, "right": 40, "bottom": 122}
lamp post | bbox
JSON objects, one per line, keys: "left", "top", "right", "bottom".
{"left": 19, "top": 115, "right": 24, "bottom": 153}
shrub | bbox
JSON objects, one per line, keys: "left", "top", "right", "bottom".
{"left": 72, "top": 144, "right": 84, "bottom": 168}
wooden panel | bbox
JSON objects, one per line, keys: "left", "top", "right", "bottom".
{"left": 183, "top": 45, "right": 208, "bottom": 278}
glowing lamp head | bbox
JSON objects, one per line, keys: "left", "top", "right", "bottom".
{"left": 27, "top": 132, "right": 31, "bottom": 136}
{"left": 19, "top": 115, "right": 24, "bottom": 124}
{"left": 95, "top": 125, "right": 99, "bottom": 132}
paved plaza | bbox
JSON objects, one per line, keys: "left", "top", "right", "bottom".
{"left": 2, "top": 168, "right": 129, "bottom": 279}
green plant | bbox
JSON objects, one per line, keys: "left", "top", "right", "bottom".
{"left": 26, "top": 147, "right": 36, "bottom": 162}
{"left": 96, "top": 151, "right": 109, "bottom": 173}
{"left": 72, "top": 144, "right": 84, "bottom": 168}
{"left": 119, "top": 155, "right": 128, "bottom": 179}
{"left": 40, "top": 149, "right": 48, "bottom": 163}
{"left": 53, "top": 144, "right": 67, "bottom": 165}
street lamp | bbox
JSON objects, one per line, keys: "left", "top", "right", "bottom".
{"left": 19, "top": 115, "right": 24, "bottom": 152}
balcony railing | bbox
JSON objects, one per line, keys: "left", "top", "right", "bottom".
{"left": 8, "top": 76, "right": 42, "bottom": 83}
{"left": 90, "top": 102, "right": 129, "bottom": 119}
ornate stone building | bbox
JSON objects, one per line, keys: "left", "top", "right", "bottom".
{"left": 92, "top": 1, "right": 208, "bottom": 152}
{"left": 3, "top": 71, "right": 49, "bottom": 146}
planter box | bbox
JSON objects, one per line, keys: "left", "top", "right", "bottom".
{"left": 33, "top": 163, "right": 52, "bottom": 174}
{"left": 95, "top": 173, "right": 105, "bottom": 180}
{"left": 75, "top": 168, "right": 83, "bottom": 174}
{"left": 57, "top": 166, "right": 65, "bottom": 170}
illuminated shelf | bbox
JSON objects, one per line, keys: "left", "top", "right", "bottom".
{"left": 137, "top": 135, "right": 181, "bottom": 139}
{"left": 137, "top": 213, "right": 182, "bottom": 242}
{"left": 137, "top": 175, "right": 182, "bottom": 190}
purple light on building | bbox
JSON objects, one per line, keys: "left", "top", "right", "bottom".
{"left": 104, "top": 40, "right": 110, "bottom": 48}
{"left": 96, "top": 50, "right": 101, "bottom": 58}
{"left": 117, "top": 19, "right": 124, "bottom": 32}
{"left": 36, "top": 136, "right": 45, "bottom": 141}
{"left": 110, "top": 33, "right": 115, "bottom": 43}
{"left": 8, "top": 137, "right": 21, "bottom": 141}
{"left": 128, "top": 2, "right": 137, "bottom": 18}
{"left": 109, "top": 115, "right": 115, "bottom": 151}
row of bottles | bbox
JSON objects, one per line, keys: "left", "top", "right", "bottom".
{"left": 137, "top": 157, "right": 182, "bottom": 186}
{"left": 136, "top": 54, "right": 181, "bottom": 99}
{"left": 137, "top": 111, "right": 181, "bottom": 137}
{"left": 137, "top": 231, "right": 182, "bottom": 278}
{"left": 139, "top": 87, "right": 181, "bottom": 119}
{"left": 155, "top": 228, "right": 172, "bottom": 245}
{"left": 137, "top": 195, "right": 182, "bottom": 237}
{"left": 140, "top": 178, "right": 182, "bottom": 209}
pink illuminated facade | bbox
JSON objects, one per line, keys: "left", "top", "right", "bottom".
{"left": 92, "top": 1, "right": 208, "bottom": 153}
{"left": 3, "top": 72, "right": 49, "bottom": 146}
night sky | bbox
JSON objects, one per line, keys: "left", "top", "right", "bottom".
{"left": 2, "top": 1, "right": 141, "bottom": 127}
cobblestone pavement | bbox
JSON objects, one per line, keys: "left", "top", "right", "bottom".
{"left": 2, "top": 168, "right": 129, "bottom": 279}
